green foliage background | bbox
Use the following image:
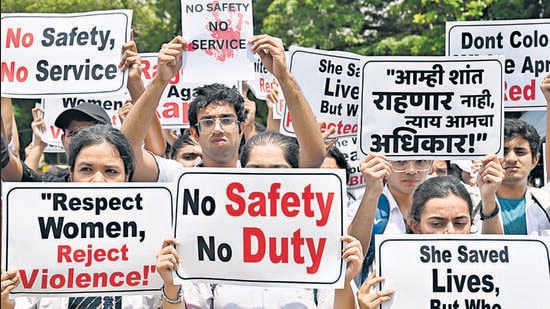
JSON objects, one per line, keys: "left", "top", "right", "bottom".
{"left": 2, "top": 0, "right": 548, "bottom": 159}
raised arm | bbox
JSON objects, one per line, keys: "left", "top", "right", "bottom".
{"left": 23, "top": 107, "right": 47, "bottom": 171}
{"left": 348, "top": 153, "right": 392, "bottom": 255}
{"left": 333, "top": 235, "right": 363, "bottom": 309}
{"left": 250, "top": 35, "right": 325, "bottom": 168}
{"left": 156, "top": 238, "right": 186, "bottom": 309}
{"left": 477, "top": 154, "right": 504, "bottom": 234}
{"left": 119, "top": 40, "right": 167, "bottom": 158}
{"left": 120, "top": 37, "right": 186, "bottom": 181}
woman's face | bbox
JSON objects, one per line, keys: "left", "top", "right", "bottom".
{"left": 70, "top": 142, "right": 128, "bottom": 182}
{"left": 409, "top": 194, "right": 471, "bottom": 234}
{"left": 244, "top": 144, "right": 291, "bottom": 168}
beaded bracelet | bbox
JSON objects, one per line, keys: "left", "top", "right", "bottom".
{"left": 161, "top": 285, "right": 183, "bottom": 304}
{"left": 480, "top": 203, "right": 499, "bottom": 221}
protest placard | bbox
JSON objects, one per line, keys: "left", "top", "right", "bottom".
{"left": 172, "top": 168, "right": 347, "bottom": 288}
{"left": 285, "top": 46, "right": 362, "bottom": 139}
{"left": 446, "top": 19, "right": 549, "bottom": 111}
{"left": 1, "top": 182, "right": 174, "bottom": 296}
{"left": 359, "top": 56, "right": 504, "bottom": 160}
{"left": 181, "top": 0, "right": 254, "bottom": 82}
{"left": 1, "top": 10, "right": 132, "bottom": 98}
{"left": 375, "top": 234, "right": 550, "bottom": 309}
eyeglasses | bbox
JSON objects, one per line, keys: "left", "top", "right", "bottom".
{"left": 390, "top": 160, "right": 432, "bottom": 172}
{"left": 196, "top": 117, "right": 238, "bottom": 133}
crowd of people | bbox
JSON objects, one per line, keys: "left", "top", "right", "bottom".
{"left": 1, "top": 29, "right": 549, "bottom": 309}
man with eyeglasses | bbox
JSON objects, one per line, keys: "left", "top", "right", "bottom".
{"left": 122, "top": 34, "right": 325, "bottom": 182}
{"left": 347, "top": 153, "right": 433, "bottom": 284}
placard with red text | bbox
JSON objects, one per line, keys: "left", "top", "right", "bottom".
{"left": 180, "top": 0, "right": 254, "bottom": 82}
{"left": 1, "top": 10, "right": 132, "bottom": 98}
{"left": 173, "top": 168, "right": 347, "bottom": 288}
{"left": 446, "top": 19, "right": 549, "bottom": 111}
{"left": 285, "top": 46, "right": 363, "bottom": 139}
{"left": 1, "top": 182, "right": 174, "bottom": 296}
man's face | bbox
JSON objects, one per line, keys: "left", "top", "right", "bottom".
{"left": 191, "top": 101, "right": 243, "bottom": 167}
{"left": 61, "top": 120, "right": 98, "bottom": 155}
{"left": 500, "top": 136, "right": 538, "bottom": 187}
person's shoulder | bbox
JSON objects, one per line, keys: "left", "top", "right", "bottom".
{"left": 152, "top": 154, "right": 185, "bottom": 182}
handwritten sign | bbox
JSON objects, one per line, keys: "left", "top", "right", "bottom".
{"left": 181, "top": 0, "right": 254, "bottom": 82}
{"left": 1, "top": 10, "right": 132, "bottom": 98}
{"left": 375, "top": 234, "right": 550, "bottom": 309}
{"left": 446, "top": 19, "right": 549, "bottom": 111}
{"left": 285, "top": 46, "right": 362, "bottom": 138}
{"left": 359, "top": 56, "right": 504, "bottom": 159}
{"left": 172, "top": 168, "right": 346, "bottom": 288}
{"left": 1, "top": 182, "right": 174, "bottom": 296}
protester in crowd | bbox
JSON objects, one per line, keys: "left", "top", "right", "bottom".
{"left": 1, "top": 125, "right": 162, "bottom": 308}
{"left": 321, "top": 144, "right": 351, "bottom": 185}
{"left": 347, "top": 155, "right": 433, "bottom": 284}
{"left": 356, "top": 174, "right": 503, "bottom": 308}
{"left": 492, "top": 118, "right": 550, "bottom": 235}
{"left": 429, "top": 160, "right": 449, "bottom": 177}
{"left": 348, "top": 152, "right": 504, "bottom": 285}
{"left": 122, "top": 34, "right": 325, "bottom": 181}
{"left": 1, "top": 102, "right": 111, "bottom": 182}
{"left": 239, "top": 130, "right": 299, "bottom": 168}
{"left": 170, "top": 128, "right": 203, "bottom": 167}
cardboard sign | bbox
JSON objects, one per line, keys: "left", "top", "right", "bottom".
{"left": 173, "top": 168, "right": 347, "bottom": 288}
{"left": 1, "top": 10, "right": 132, "bottom": 97}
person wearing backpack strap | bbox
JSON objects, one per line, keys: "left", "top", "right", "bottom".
{"left": 347, "top": 153, "right": 433, "bottom": 285}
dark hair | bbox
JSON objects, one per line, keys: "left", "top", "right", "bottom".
{"left": 504, "top": 118, "right": 541, "bottom": 161}
{"left": 239, "top": 130, "right": 300, "bottom": 168}
{"left": 409, "top": 176, "right": 473, "bottom": 226}
{"left": 171, "top": 128, "right": 198, "bottom": 160}
{"left": 326, "top": 145, "right": 351, "bottom": 183}
{"left": 68, "top": 125, "right": 135, "bottom": 180}
{"left": 188, "top": 83, "right": 246, "bottom": 134}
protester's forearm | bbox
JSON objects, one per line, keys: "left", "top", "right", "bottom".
{"left": 278, "top": 73, "right": 325, "bottom": 167}
{"left": 122, "top": 76, "right": 167, "bottom": 147}
{"left": 24, "top": 141, "right": 47, "bottom": 172}
{"left": 334, "top": 283, "right": 357, "bottom": 309}
{"left": 348, "top": 191, "right": 378, "bottom": 256}
{"left": 144, "top": 115, "right": 167, "bottom": 157}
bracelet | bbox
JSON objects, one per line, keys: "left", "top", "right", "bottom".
{"left": 480, "top": 203, "right": 499, "bottom": 221}
{"left": 161, "top": 284, "right": 183, "bottom": 304}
